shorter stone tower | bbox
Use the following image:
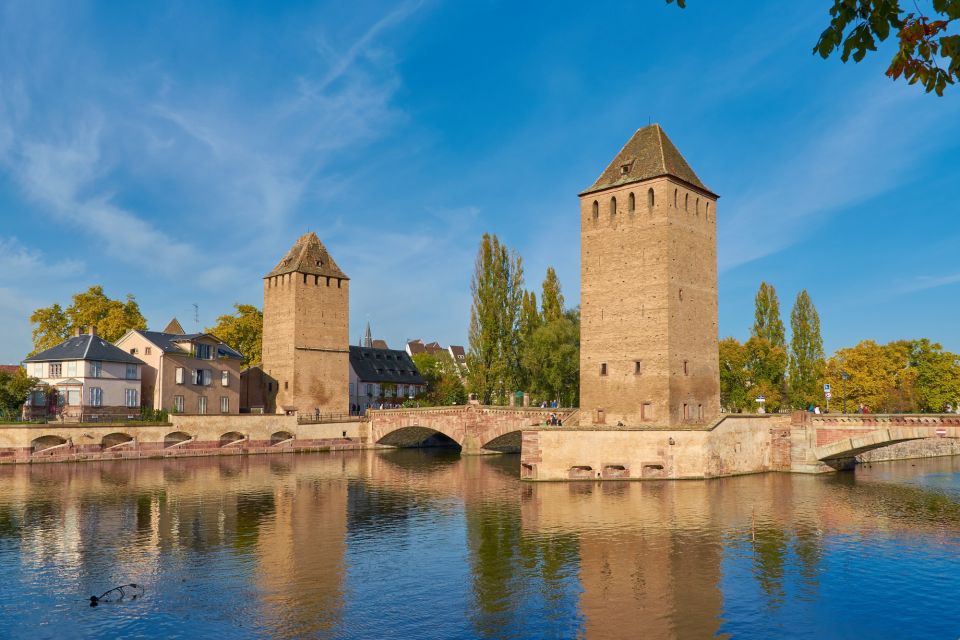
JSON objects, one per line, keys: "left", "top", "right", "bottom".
{"left": 579, "top": 124, "right": 720, "bottom": 427}
{"left": 262, "top": 232, "right": 349, "bottom": 415}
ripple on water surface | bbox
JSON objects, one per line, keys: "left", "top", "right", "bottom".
{"left": 2, "top": 451, "right": 960, "bottom": 639}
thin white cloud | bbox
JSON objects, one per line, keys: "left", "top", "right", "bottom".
{"left": 894, "top": 272, "right": 960, "bottom": 295}
{"left": 0, "top": 236, "right": 83, "bottom": 280}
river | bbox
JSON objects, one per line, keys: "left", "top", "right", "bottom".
{"left": 2, "top": 450, "right": 960, "bottom": 639}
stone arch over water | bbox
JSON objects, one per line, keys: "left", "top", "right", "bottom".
{"left": 376, "top": 425, "right": 462, "bottom": 450}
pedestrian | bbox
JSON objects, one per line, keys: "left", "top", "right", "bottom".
{"left": 814, "top": 405, "right": 821, "bottom": 414}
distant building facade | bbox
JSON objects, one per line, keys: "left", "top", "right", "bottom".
{"left": 349, "top": 346, "right": 426, "bottom": 415}
{"left": 261, "top": 233, "right": 350, "bottom": 416}
{"left": 406, "top": 339, "right": 468, "bottom": 377}
{"left": 116, "top": 318, "right": 244, "bottom": 415}
{"left": 579, "top": 124, "right": 719, "bottom": 427}
{"left": 22, "top": 327, "right": 144, "bottom": 421}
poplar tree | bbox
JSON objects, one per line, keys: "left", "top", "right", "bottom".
{"left": 788, "top": 290, "right": 825, "bottom": 408}
{"left": 540, "top": 267, "right": 565, "bottom": 323}
{"left": 516, "top": 290, "right": 542, "bottom": 392}
{"left": 467, "top": 234, "right": 524, "bottom": 404}
{"left": 752, "top": 282, "right": 786, "bottom": 349}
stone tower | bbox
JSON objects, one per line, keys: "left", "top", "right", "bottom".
{"left": 579, "top": 124, "right": 719, "bottom": 427}
{"left": 262, "top": 232, "right": 349, "bottom": 415}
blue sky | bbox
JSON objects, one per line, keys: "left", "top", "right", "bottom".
{"left": 1, "top": 0, "right": 958, "bottom": 363}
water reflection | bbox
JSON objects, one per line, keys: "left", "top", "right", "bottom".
{"left": 2, "top": 453, "right": 960, "bottom": 638}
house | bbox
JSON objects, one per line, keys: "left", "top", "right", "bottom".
{"left": 349, "top": 345, "right": 426, "bottom": 415}
{"left": 22, "top": 327, "right": 144, "bottom": 422}
{"left": 0, "top": 365, "right": 20, "bottom": 375}
{"left": 447, "top": 345, "right": 468, "bottom": 375}
{"left": 115, "top": 318, "right": 244, "bottom": 415}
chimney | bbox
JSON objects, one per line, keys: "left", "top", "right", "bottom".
{"left": 87, "top": 325, "right": 97, "bottom": 336}
{"left": 73, "top": 327, "right": 82, "bottom": 338}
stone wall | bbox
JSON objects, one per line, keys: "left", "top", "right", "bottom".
{"left": 857, "top": 437, "right": 960, "bottom": 463}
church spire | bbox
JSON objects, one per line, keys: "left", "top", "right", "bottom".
{"left": 363, "top": 321, "right": 373, "bottom": 348}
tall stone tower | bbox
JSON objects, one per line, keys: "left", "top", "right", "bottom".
{"left": 579, "top": 124, "right": 719, "bottom": 427}
{"left": 262, "top": 232, "right": 349, "bottom": 415}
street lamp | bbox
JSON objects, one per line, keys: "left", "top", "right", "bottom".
{"left": 840, "top": 371, "right": 850, "bottom": 414}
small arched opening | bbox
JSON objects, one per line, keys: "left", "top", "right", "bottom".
{"left": 684, "top": 193, "right": 689, "bottom": 211}
{"left": 270, "top": 431, "right": 295, "bottom": 446}
{"left": 220, "top": 431, "right": 246, "bottom": 447}
{"left": 673, "top": 188, "right": 677, "bottom": 207}
{"left": 647, "top": 187, "right": 655, "bottom": 209}
{"left": 102, "top": 432, "right": 134, "bottom": 450}
{"left": 592, "top": 200, "right": 599, "bottom": 222}
{"left": 609, "top": 196, "right": 617, "bottom": 219}
{"left": 164, "top": 431, "right": 193, "bottom": 448}
{"left": 31, "top": 435, "right": 67, "bottom": 454}
{"left": 628, "top": 192, "right": 635, "bottom": 212}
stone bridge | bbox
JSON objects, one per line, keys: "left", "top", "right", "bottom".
{"left": 810, "top": 414, "right": 960, "bottom": 465}
{"left": 367, "top": 405, "right": 577, "bottom": 455}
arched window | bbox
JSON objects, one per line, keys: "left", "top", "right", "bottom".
{"left": 628, "top": 192, "right": 635, "bottom": 212}
{"left": 647, "top": 187, "right": 655, "bottom": 209}
{"left": 610, "top": 196, "right": 617, "bottom": 217}
{"left": 592, "top": 200, "right": 599, "bottom": 222}
{"left": 684, "top": 193, "right": 689, "bottom": 211}
{"left": 673, "top": 189, "right": 677, "bottom": 207}
{"left": 696, "top": 198, "right": 700, "bottom": 215}
{"left": 706, "top": 202, "right": 711, "bottom": 221}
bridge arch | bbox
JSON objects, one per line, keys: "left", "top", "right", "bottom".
{"left": 375, "top": 425, "right": 462, "bottom": 450}
{"left": 220, "top": 431, "right": 246, "bottom": 447}
{"left": 270, "top": 431, "right": 295, "bottom": 446}
{"left": 815, "top": 425, "right": 960, "bottom": 462}
{"left": 101, "top": 432, "right": 134, "bottom": 449}
{"left": 31, "top": 435, "right": 67, "bottom": 453}
{"left": 480, "top": 429, "right": 523, "bottom": 453}
{"left": 164, "top": 431, "right": 193, "bottom": 448}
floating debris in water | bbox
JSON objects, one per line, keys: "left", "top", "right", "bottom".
{"left": 89, "top": 583, "right": 144, "bottom": 607}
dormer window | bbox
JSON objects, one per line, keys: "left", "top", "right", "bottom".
{"left": 316, "top": 260, "right": 322, "bottom": 266}
{"left": 194, "top": 343, "right": 213, "bottom": 360}
{"left": 620, "top": 163, "right": 631, "bottom": 175}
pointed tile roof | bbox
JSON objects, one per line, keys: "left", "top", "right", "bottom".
{"left": 581, "top": 124, "right": 717, "bottom": 197}
{"left": 265, "top": 232, "right": 348, "bottom": 279}
{"left": 163, "top": 317, "right": 185, "bottom": 335}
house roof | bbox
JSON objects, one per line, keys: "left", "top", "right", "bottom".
{"left": 265, "top": 232, "right": 348, "bottom": 280}
{"left": 24, "top": 335, "right": 145, "bottom": 365}
{"left": 0, "top": 364, "right": 21, "bottom": 375}
{"left": 134, "top": 330, "right": 244, "bottom": 360}
{"left": 406, "top": 340, "right": 426, "bottom": 355}
{"left": 371, "top": 339, "right": 389, "bottom": 350}
{"left": 580, "top": 124, "right": 716, "bottom": 198}
{"left": 448, "top": 345, "right": 466, "bottom": 359}
{"left": 350, "top": 346, "right": 426, "bottom": 385}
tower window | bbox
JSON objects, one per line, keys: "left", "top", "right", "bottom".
{"left": 679, "top": 288, "right": 684, "bottom": 301}
{"left": 592, "top": 200, "right": 599, "bottom": 222}
{"left": 326, "top": 277, "right": 331, "bottom": 286}
{"left": 628, "top": 192, "right": 635, "bottom": 212}
{"left": 303, "top": 273, "right": 308, "bottom": 284}
{"left": 684, "top": 193, "right": 689, "bottom": 211}
{"left": 683, "top": 360, "right": 689, "bottom": 375}
{"left": 696, "top": 198, "right": 700, "bottom": 215}
{"left": 600, "top": 363, "right": 608, "bottom": 376}
{"left": 284, "top": 381, "right": 288, "bottom": 390}
{"left": 634, "top": 361, "right": 642, "bottom": 375}
{"left": 674, "top": 189, "right": 677, "bottom": 207}
{"left": 316, "top": 260, "right": 322, "bottom": 266}
{"left": 647, "top": 187, "right": 655, "bottom": 209}
{"left": 641, "top": 402, "right": 653, "bottom": 420}
{"left": 610, "top": 196, "right": 617, "bottom": 218}
{"left": 620, "top": 163, "right": 630, "bottom": 175}
{"left": 706, "top": 202, "right": 711, "bottom": 221}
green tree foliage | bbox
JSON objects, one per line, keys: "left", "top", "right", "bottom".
{"left": 0, "top": 367, "right": 37, "bottom": 420}
{"left": 719, "top": 337, "right": 750, "bottom": 412}
{"left": 205, "top": 304, "right": 263, "bottom": 367}
{"left": 752, "top": 282, "right": 786, "bottom": 349}
{"left": 788, "top": 290, "right": 825, "bottom": 409}
{"left": 540, "top": 267, "right": 565, "bottom": 323}
{"left": 516, "top": 290, "right": 542, "bottom": 392}
{"left": 668, "top": 0, "right": 960, "bottom": 95}
{"left": 522, "top": 309, "right": 580, "bottom": 407}
{"left": 467, "top": 234, "right": 524, "bottom": 404}
{"left": 907, "top": 338, "right": 960, "bottom": 412}
{"left": 30, "top": 286, "right": 147, "bottom": 353}
{"left": 412, "top": 352, "right": 467, "bottom": 406}
{"left": 745, "top": 335, "right": 788, "bottom": 412}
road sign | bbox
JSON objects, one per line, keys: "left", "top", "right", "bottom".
{"left": 825, "top": 391, "right": 832, "bottom": 399}
{"left": 755, "top": 396, "right": 766, "bottom": 403}
{"left": 936, "top": 427, "right": 947, "bottom": 437}
{"left": 823, "top": 383, "right": 831, "bottom": 392}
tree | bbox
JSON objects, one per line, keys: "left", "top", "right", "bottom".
{"left": 516, "top": 290, "right": 542, "bottom": 392}
{"left": 668, "top": 0, "right": 960, "bottom": 95}
{"left": 467, "top": 234, "right": 524, "bottom": 404}
{"left": 907, "top": 339, "right": 960, "bottom": 412}
{"left": 540, "top": 267, "right": 565, "bottom": 323}
{"left": 824, "top": 340, "right": 917, "bottom": 413}
{"left": 411, "top": 352, "right": 467, "bottom": 406}
{"left": 30, "top": 286, "right": 147, "bottom": 353}
{"left": 745, "top": 335, "right": 788, "bottom": 412}
{"left": 205, "top": 304, "right": 263, "bottom": 367}
{"left": 752, "top": 282, "right": 786, "bottom": 350}
{"left": 522, "top": 308, "right": 580, "bottom": 407}
{"left": 788, "top": 290, "right": 825, "bottom": 409}
{"left": 0, "top": 367, "right": 37, "bottom": 420}
{"left": 719, "top": 337, "right": 750, "bottom": 412}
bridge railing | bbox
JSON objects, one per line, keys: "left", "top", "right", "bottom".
{"left": 297, "top": 412, "right": 366, "bottom": 424}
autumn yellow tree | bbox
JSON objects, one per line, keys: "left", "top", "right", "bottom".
{"left": 30, "top": 286, "right": 147, "bottom": 353}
